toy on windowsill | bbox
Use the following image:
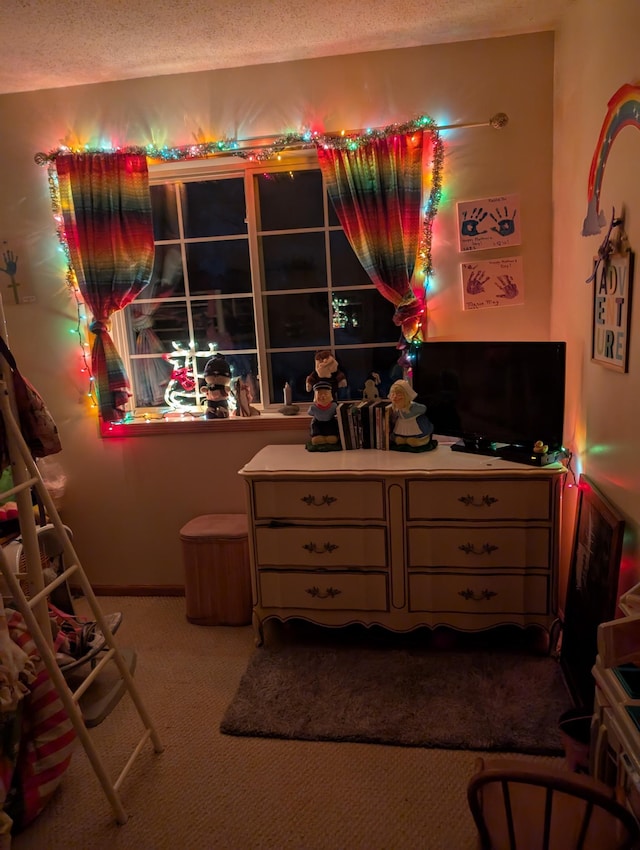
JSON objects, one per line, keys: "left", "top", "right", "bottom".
{"left": 388, "top": 380, "right": 437, "bottom": 452}
{"left": 305, "top": 350, "right": 347, "bottom": 399}
{"left": 233, "top": 376, "right": 261, "bottom": 417}
{"left": 201, "top": 353, "right": 232, "bottom": 419}
{"left": 306, "top": 381, "right": 341, "bottom": 452}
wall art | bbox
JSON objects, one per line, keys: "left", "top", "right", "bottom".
{"left": 591, "top": 248, "right": 634, "bottom": 372}
{"left": 457, "top": 193, "right": 521, "bottom": 252}
{"left": 461, "top": 256, "right": 524, "bottom": 310}
{"left": 0, "top": 239, "right": 33, "bottom": 306}
{"left": 582, "top": 82, "right": 640, "bottom": 236}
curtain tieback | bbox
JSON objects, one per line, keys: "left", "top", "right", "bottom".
{"left": 393, "top": 290, "right": 423, "bottom": 326}
{"left": 89, "top": 320, "right": 110, "bottom": 334}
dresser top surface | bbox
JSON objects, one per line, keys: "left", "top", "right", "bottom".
{"left": 239, "top": 444, "right": 566, "bottom": 477}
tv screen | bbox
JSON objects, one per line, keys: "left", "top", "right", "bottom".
{"left": 412, "top": 341, "right": 566, "bottom": 452}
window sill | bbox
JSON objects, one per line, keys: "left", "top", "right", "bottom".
{"left": 100, "top": 412, "right": 311, "bottom": 438}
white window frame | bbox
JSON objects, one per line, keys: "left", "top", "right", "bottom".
{"left": 112, "top": 149, "right": 396, "bottom": 418}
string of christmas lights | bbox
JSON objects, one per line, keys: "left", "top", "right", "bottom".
{"left": 34, "top": 114, "right": 442, "bottom": 165}
{"left": 47, "top": 164, "right": 98, "bottom": 410}
{"left": 41, "top": 110, "right": 513, "bottom": 407}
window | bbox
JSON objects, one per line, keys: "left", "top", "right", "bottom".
{"left": 114, "top": 153, "right": 403, "bottom": 415}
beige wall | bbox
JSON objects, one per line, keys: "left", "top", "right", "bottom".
{"left": 552, "top": 0, "right": 640, "bottom": 598}
{"left": 0, "top": 34, "right": 555, "bottom": 587}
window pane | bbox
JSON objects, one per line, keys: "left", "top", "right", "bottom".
{"left": 226, "top": 355, "right": 261, "bottom": 402}
{"left": 261, "top": 233, "right": 326, "bottom": 291}
{"left": 181, "top": 179, "right": 247, "bottom": 238}
{"left": 186, "top": 240, "right": 251, "bottom": 295}
{"left": 327, "top": 196, "right": 340, "bottom": 227}
{"left": 147, "top": 244, "right": 184, "bottom": 296}
{"left": 332, "top": 289, "right": 399, "bottom": 346}
{"left": 330, "top": 231, "right": 370, "bottom": 288}
{"left": 263, "top": 292, "right": 330, "bottom": 349}
{"left": 256, "top": 170, "right": 324, "bottom": 231}
{"left": 191, "top": 297, "right": 256, "bottom": 350}
{"left": 268, "top": 351, "right": 314, "bottom": 405}
{"left": 125, "top": 300, "right": 190, "bottom": 352}
{"left": 130, "top": 358, "right": 174, "bottom": 407}
{"left": 335, "top": 347, "right": 404, "bottom": 400}
{"left": 150, "top": 184, "right": 179, "bottom": 240}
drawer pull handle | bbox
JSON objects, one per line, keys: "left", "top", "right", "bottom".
{"left": 306, "top": 586, "right": 342, "bottom": 599}
{"left": 458, "top": 588, "right": 498, "bottom": 602}
{"left": 458, "top": 494, "right": 498, "bottom": 508}
{"left": 459, "top": 542, "right": 499, "bottom": 556}
{"left": 301, "top": 494, "right": 337, "bottom": 507}
{"left": 303, "top": 542, "right": 339, "bottom": 554}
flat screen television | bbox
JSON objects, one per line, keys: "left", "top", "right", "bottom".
{"left": 412, "top": 341, "right": 566, "bottom": 460}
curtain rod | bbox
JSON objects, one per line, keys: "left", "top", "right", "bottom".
{"left": 237, "top": 113, "right": 508, "bottom": 146}
{"left": 35, "top": 113, "right": 508, "bottom": 165}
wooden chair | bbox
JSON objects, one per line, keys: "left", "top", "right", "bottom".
{"left": 467, "top": 757, "right": 640, "bottom": 850}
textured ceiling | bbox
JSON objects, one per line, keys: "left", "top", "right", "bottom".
{"left": 0, "top": 0, "right": 572, "bottom": 96}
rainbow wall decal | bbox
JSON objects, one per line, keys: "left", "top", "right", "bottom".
{"left": 582, "top": 82, "right": 640, "bottom": 236}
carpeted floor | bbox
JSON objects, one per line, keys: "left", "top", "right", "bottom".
{"left": 220, "top": 632, "right": 571, "bottom": 753}
{"left": 10, "top": 599, "right": 568, "bottom": 850}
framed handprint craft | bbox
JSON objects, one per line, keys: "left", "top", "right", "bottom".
{"left": 461, "top": 256, "right": 525, "bottom": 310}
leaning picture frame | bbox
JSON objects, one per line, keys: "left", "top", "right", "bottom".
{"left": 591, "top": 249, "right": 634, "bottom": 372}
{"left": 561, "top": 474, "right": 625, "bottom": 709}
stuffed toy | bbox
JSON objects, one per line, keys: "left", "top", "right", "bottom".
{"left": 305, "top": 350, "right": 347, "bottom": 398}
{"left": 201, "top": 353, "right": 232, "bottom": 419}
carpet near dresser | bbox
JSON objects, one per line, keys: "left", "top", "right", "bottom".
{"left": 220, "top": 624, "right": 572, "bottom": 754}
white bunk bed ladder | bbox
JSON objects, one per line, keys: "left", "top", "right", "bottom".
{"left": 0, "top": 379, "right": 164, "bottom": 825}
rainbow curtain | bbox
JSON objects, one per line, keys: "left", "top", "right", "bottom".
{"left": 55, "top": 153, "right": 154, "bottom": 421}
{"left": 316, "top": 130, "right": 438, "bottom": 343}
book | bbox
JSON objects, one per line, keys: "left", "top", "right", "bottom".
{"left": 336, "top": 402, "right": 353, "bottom": 450}
{"left": 348, "top": 403, "right": 360, "bottom": 449}
{"left": 372, "top": 399, "right": 393, "bottom": 450}
{"left": 357, "top": 400, "right": 376, "bottom": 449}
{"left": 335, "top": 399, "right": 394, "bottom": 450}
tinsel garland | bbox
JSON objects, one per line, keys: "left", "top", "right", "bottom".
{"left": 34, "top": 114, "right": 440, "bottom": 164}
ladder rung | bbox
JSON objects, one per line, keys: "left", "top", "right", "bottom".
{"left": 27, "top": 564, "right": 79, "bottom": 608}
{"left": 114, "top": 728, "right": 153, "bottom": 792}
{"left": 69, "top": 648, "right": 117, "bottom": 701}
{"left": 0, "top": 477, "right": 40, "bottom": 499}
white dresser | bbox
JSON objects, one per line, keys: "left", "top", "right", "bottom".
{"left": 239, "top": 444, "right": 565, "bottom": 644}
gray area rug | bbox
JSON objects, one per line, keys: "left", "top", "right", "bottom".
{"left": 220, "top": 629, "right": 572, "bottom": 754}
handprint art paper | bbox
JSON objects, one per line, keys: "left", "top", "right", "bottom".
{"left": 461, "top": 257, "right": 524, "bottom": 310}
{"left": 0, "top": 239, "right": 33, "bottom": 305}
{"left": 457, "top": 194, "right": 521, "bottom": 251}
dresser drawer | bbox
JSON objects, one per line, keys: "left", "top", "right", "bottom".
{"left": 407, "top": 526, "right": 550, "bottom": 569}
{"left": 407, "top": 479, "right": 552, "bottom": 521}
{"left": 259, "top": 571, "right": 388, "bottom": 610}
{"left": 409, "top": 573, "right": 549, "bottom": 614}
{"left": 253, "top": 479, "right": 385, "bottom": 521}
{"left": 255, "top": 526, "right": 387, "bottom": 569}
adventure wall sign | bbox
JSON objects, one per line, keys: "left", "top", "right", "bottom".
{"left": 591, "top": 249, "right": 634, "bottom": 372}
